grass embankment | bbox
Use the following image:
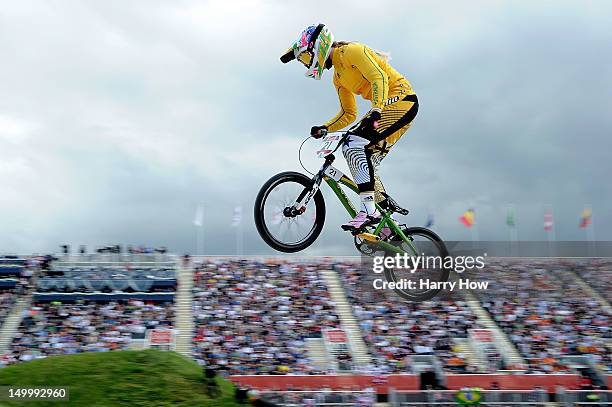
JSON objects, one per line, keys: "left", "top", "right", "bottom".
{"left": 0, "top": 350, "right": 242, "bottom": 407}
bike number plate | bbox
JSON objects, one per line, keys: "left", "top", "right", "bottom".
{"left": 324, "top": 165, "right": 344, "bottom": 182}
{"left": 316, "top": 134, "right": 341, "bottom": 158}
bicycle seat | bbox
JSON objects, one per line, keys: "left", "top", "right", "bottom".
{"left": 379, "top": 193, "right": 409, "bottom": 215}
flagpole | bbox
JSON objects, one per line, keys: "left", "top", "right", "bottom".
{"left": 239, "top": 222, "right": 244, "bottom": 256}
{"left": 239, "top": 205, "right": 244, "bottom": 256}
{"left": 195, "top": 225, "right": 199, "bottom": 255}
{"left": 544, "top": 204, "right": 554, "bottom": 257}
{"left": 474, "top": 208, "right": 479, "bottom": 249}
{"left": 584, "top": 204, "right": 594, "bottom": 257}
{"left": 235, "top": 223, "right": 241, "bottom": 256}
{"left": 232, "top": 205, "right": 243, "bottom": 256}
{"left": 193, "top": 204, "right": 204, "bottom": 256}
{"left": 584, "top": 204, "right": 595, "bottom": 242}
{"left": 198, "top": 222, "right": 204, "bottom": 256}
{"left": 507, "top": 204, "right": 517, "bottom": 257}
{"left": 460, "top": 209, "right": 476, "bottom": 248}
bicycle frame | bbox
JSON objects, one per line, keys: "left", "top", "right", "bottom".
{"left": 305, "top": 135, "right": 420, "bottom": 257}
{"left": 323, "top": 173, "right": 418, "bottom": 256}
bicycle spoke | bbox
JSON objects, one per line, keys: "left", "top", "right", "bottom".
{"left": 383, "top": 229, "right": 449, "bottom": 301}
{"left": 262, "top": 180, "right": 318, "bottom": 246}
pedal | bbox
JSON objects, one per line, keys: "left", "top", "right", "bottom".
{"left": 341, "top": 216, "right": 380, "bottom": 233}
{"left": 380, "top": 193, "right": 409, "bottom": 216}
{"left": 355, "top": 233, "right": 381, "bottom": 243}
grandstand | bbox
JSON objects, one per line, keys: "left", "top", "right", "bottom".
{"left": 0, "top": 253, "right": 610, "bottom": 406}
{"left": 0, "top": 255, "right": 177, "bottom": 367}
{"left": 474, "top": 260, "right": 610, "bottom": 375}
{"left": 573, "top": 259, "right": 612, "bottom": 303}
{"left": 338, "top": 260, "right": 484, "bottom": 374}
{"left": 191, "top": 259, "right": 340, "bottom": 375}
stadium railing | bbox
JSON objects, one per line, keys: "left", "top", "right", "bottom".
{"left": 389, "top": 389, "right": 611, "bottom": 406}
{"left": 55, "top": 253, "right": 176, "bottom": 265}
{"left": 258, "top": 390, "right": 375, "bottom": 406}
{"left": 390, "top": 389, "right": 547, "bottom": 406}
{"left": 559, "top": 389, "right": 611, "bottom": 405}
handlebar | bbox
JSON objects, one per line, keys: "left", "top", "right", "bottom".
{"left": 299, "top": 129, "right": 356, "bottom": 176}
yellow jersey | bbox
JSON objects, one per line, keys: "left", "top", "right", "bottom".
{"left": 324, "top": 42, "right": 415, "bottom": 132}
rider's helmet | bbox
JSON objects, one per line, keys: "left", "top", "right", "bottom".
{"left": 280, "top": 24, "right": 334, "bottom": 80}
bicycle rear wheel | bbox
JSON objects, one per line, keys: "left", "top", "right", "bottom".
{"left": 383, "top": 227, "right": 450, "bottom": 302}
{"left": 254, "top": 171, "right": 326, "bottom": 253}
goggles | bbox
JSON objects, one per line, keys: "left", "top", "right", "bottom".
{"left": 296, "top": 50, "right": 314, "bottom": 68}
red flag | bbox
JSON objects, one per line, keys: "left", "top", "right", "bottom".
{"left": 544, "top": 210, "right": 553, "bottom": 232}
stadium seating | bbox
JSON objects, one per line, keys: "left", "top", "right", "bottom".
{"left": 191, "top": 259, "right": 341, "bottom": 375}
{"left": 2, "top": 254, "right": 610, "bottom": 403}
{"left": 0, "top": 256, "right": 30, "bottom": 327}
{"left": 572, "top": 259, "right": 612, "bottom": 303}
{"left": 0, "top": 290, "right": 18, "bottom": 326}
{"left": 474, "top": 260, "right": 611, "bottom": 374}
{"left": 335, "top": 261, "right": 482, "bottom": 373}
{"left": 6, "top": 300, "right": 174, "bottom": 364}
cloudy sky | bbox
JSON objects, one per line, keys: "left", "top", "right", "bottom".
{"left": 1, "top": 0, "right": 611, "bottom": 255}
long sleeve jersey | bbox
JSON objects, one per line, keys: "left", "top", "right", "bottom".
{"left": 324, "top": 42, "right": 414, "bottom": 132}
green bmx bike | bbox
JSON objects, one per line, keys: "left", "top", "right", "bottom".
{"left": 254, "top": 130, "right": 450, "bottom": 301}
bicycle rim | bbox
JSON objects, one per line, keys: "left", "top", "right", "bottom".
{"left": 383, "top": 227, "right": 450, "bottom": 302}
{"left": 254, "top": 172, "right": 325, "bottom": 252}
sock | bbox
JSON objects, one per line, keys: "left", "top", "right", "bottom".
{"left": 360, "top": 192, "right": 376, "bottom": 214}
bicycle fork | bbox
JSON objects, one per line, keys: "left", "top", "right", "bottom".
{"left": 286, "top": 153, "right": 337, "bottom": 216}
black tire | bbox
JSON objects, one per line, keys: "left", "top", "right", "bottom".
{"left": 205, "top": 381, "right": 221, "bottom": 398}
{"left": 206, "top": 385, "right": 220, "bottom": 398}
{"left": 383, "top": 227, "right": 450, "bottom": 302}
{"left": 254, "top": 171, "right": 326, "bottom": 253}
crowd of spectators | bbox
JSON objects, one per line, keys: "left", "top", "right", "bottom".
{"left": 572, "top": 259, "right": 612, "bottom": 303}
{"left": 474, "top": 260, "right": 611, "bottom": 374}
{"left": 191, "top": 259, "right": 340, "bottom": 375}
{"left": 0, "top": 256, "right": 34, "bottom": 327}
{"left": 0, "top": 290, "right": 18, "bottom": 325}
{"left": 3, "top": 254, "right": 610, "bottom": 383}
{"left": 335, "top": 261, "right": 481, "bottom": 374}
{"left": 4, "top": 300, "right": 174, "bottom": 366}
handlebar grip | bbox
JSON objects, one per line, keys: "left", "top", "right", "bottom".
{"left": 311, "top": 128, "right": 328, "bottom": 139}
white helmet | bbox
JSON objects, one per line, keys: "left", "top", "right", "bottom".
{"left": 280, "top": 24, "right": 335, "bottom": 80}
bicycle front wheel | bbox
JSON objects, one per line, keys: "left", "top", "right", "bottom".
{"left": 254, "top": 171, "right": 326, "bottom": 253}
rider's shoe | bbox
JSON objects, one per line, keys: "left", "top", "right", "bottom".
{"left": 341, "top": 210, "right": 381, "bottom": 231}
{"left": 380, "top": 226, "right": 393, "bottom": 240}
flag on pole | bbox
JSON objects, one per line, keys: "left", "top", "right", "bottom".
{"left": 579, "top": 208, "right": 592, "bottom": 229}
{"left": 544, "top": 210, "right": 553, "bottom": 232}
{"left": 193, "top": 204, "right": 204, "bottom": 227}
{"left": 425, "top": 213, "right": 434, "bottom": 228}
{"left": 506, "top": 208, "right": 515, "bottom": 227}
{"left": 231, "top": 206, "right": 242, "bottom": 227}
{"left": 459, "top": 209, "right": 475, "bottom": 228}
